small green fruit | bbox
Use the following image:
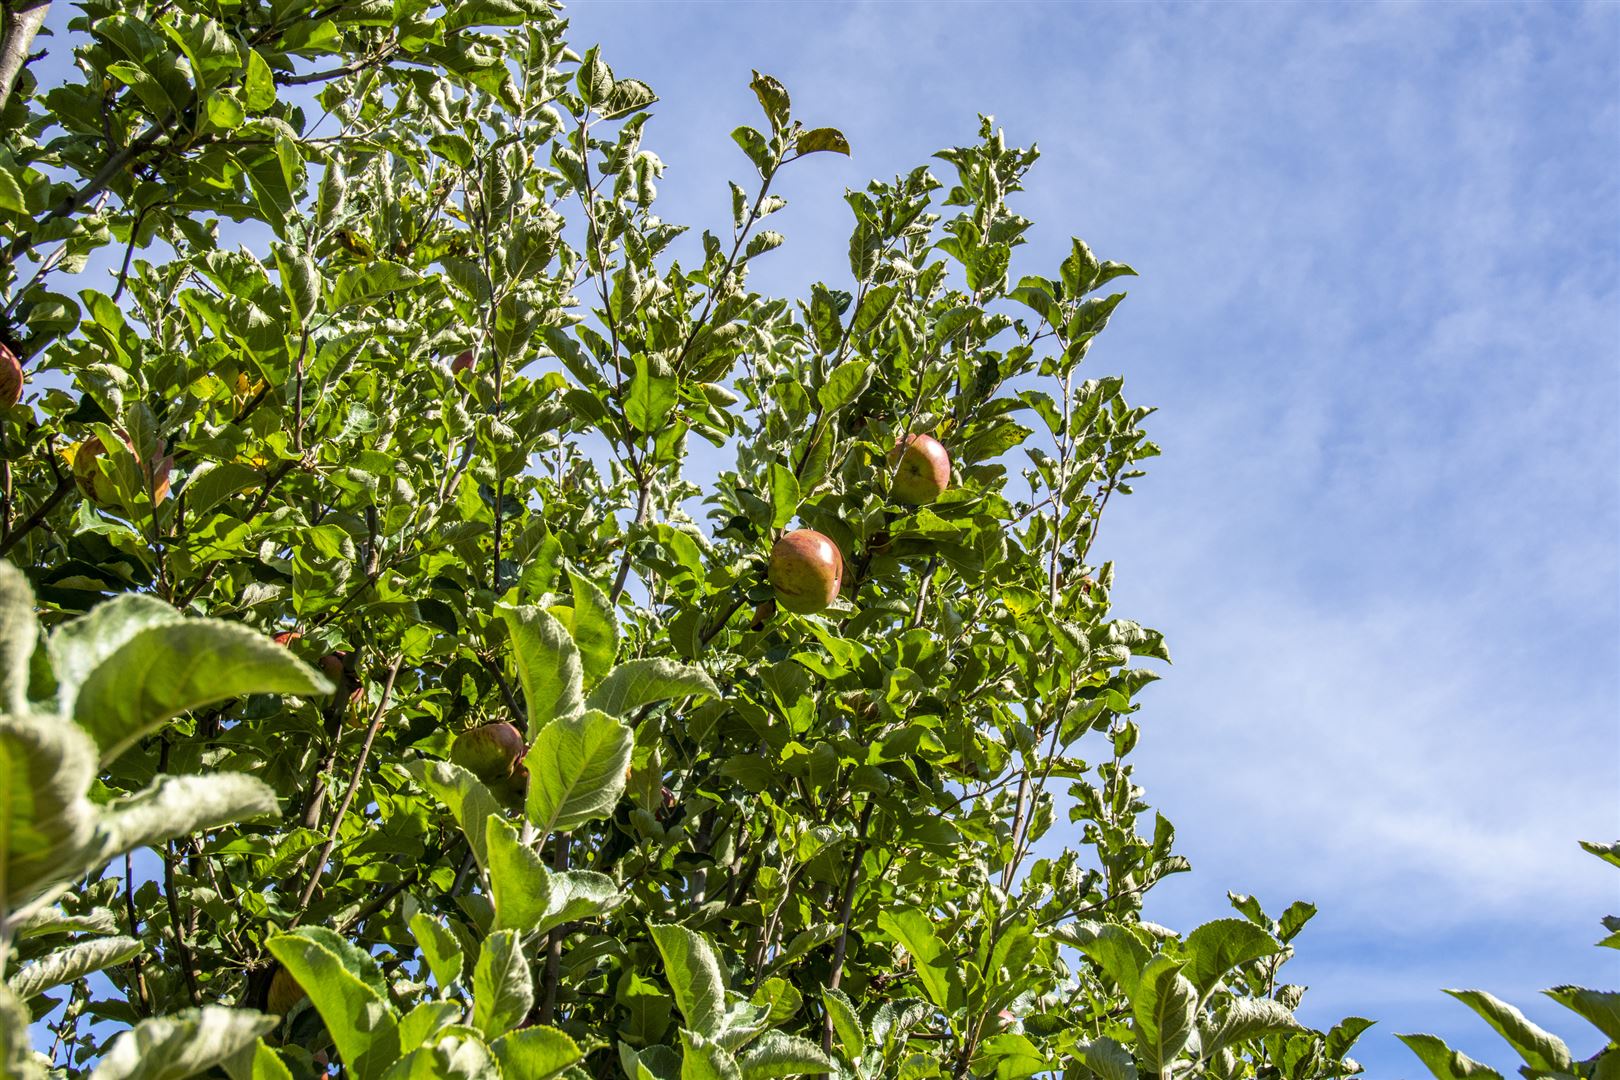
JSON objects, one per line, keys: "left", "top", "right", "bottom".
{"left": 886, "top": 433, "right": 951, "bottom": 505}
{"left": 768, "top": 529, "right": 843, "bottom": 615}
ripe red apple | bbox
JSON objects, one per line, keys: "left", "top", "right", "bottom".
{"left": 450, "top": 721, "right": 525, "bottom": 783}
{"left": 0, "top": 343, "right": 21, "bottom": 406}
{"left": 886, "top": 433, "right": 951, "bottom": 505}
{"left": 267, "top": 966, "right": 307, "bottom": 1014}
{"left": 272, "top": 630, "right": 301, "bottom": 647}
{"left": 768, "top": 529, "right": 844, "bottom": 614}
{"left": 72, "top": 433, "right": 171, "bottom": 505}
{"left": 319, "top": 651, "right": 366, "bottom": 710}
{"left": 451, "top": 349, "right": 475, "bottom": 376}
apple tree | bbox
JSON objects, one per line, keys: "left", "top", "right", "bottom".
{"left": 0, "top": 1, "right": 1378, "bottom": 1076}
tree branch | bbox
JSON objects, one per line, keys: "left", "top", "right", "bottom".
{"left": 0, "top": 0, "right": 49, "bottom": 114}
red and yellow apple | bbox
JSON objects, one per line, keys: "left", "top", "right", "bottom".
{"left": 451, "top": 721, "right": 526, "bottom": 783}
{"left": 0, "top": 343, "right": 22, "bottom": 407}
{"left": 768, "top": 529, "right": 843, "bottom": 614}
{"left": 71, "top": 432, "right": 172, "bottom": 505}
{"left": 886, "top": 433, "right": 951, "bottom": 505}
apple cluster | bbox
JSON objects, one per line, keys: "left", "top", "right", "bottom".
{"left": 766, "top": 432, "right": 951, "bottom": 616}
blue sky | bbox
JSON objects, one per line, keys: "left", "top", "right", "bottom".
{"left": 19, "top": 0, "right": 1618, "bottom": 1075}
{"left": 557, "top": 0, "right": 1620, "bottom": 1075}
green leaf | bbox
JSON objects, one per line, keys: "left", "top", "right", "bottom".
{"left": 472, "top": 929, "right": 532, "bottom": 1041}
{"left": 878, "top": 908, "right": 956, "bottom": 1011}
{"left": 331, "top": 262, "right": 422, "bottom": 309}
{"left": 1326, "top": 1017, "right": 1376, "bottom": 1060}
{"left": 1443, "top": 989, "right": 1571, "bottom": 1072}
{"left": 485, "top": 815, "right": 554, "bottom": 933}
{"left": 1580, "top": 840, "right": 1620, "bottom": 869}
{"left": 7, "top": 935, "right": 141, "bottom": 1000}
{"left": 404, "top": 760, "right": 504, "bottom": 871}
{"left": 795, "top": 128, "right": 850, "bottom": 156}
{"left": 242, "top": 49, "right": 276, "bottom": 111}
{"left": 500, "top": 606, "right": 585, "bottom": 733}
{"left": 88, "top": 1007, "right": 279, "bottom": 1080}
{"left": 535, "top": 869, "right": 622, "bottom": 936}
{"left": 738, "top": 1031, "right": 835, "bottom": 1079}
{"left": 1074, "top": 1037, "right": 1136, "bottom": 1080}
{"left": 490, "top": 1025, "right": 584, "bottom": 1079}
{"left": 267, "top": 929, "right": 400, "bottom": 1080}
{"left": 93, "top": 773, "right": 279, "bottom": 867}
{"left": 1056, "top": 921, "right": 1150, "bottom": 998}
{"left": 525, "top": 709, "right": 632, "bottom": 836}
{"left": 768, "top": 462, "right": 800, "bottom": 530}
{"left": 0, "top": 562, "right": 37, "bottom": 713}
{"left": 680, "top": 1030, "right": 743, "bottom": 1080}
{"left": 749, "top": 71, "right": 790, "bottom": 129}
{"left": 1544, "top": 986, "right": 1620, "bottom": 1042}
{"left": 651, "top": 923, "right": 727, "bottom": 1038}
{"left": 817, "top": 359, "right": 869, "bottom": 412}
{"left": 383, "top": 1033, "right": 500, "bottom": 1079}
{"left": 1201, "top": 998, "right": 1302, "bottom": 1060}
{"left": 0, "top": 985, "right": 41, "bottom": 1080}
{"left": 627, "top": 355, "right": 678, "bottom": 433}
{"left": 50, "top": 595, "right": 330, "bottom": 764}
{"left": 0, "top": 166, "right": 26, "bottom": 216}
{"left": 1183, "top": 918, "right": 1281, "bottom": 998}
{"left": 1132, "top": 955, "right": 1197, "bottom": 1072}
{"left": 821, "top": 986, "right": 864, "bottom": 1064}
{"left": 1397, "top": 1033, "right": 1506, "bottom": 1080}
{"left": 409, "top": 913, "right": 464, "bottom": 990}
{"left": 220, "top": 1039, "right": 294, "bottom": 1080}
{"left": 600, "top": 78, "right": 658, "bottom": 120}
{"left": 584, "top": 658, "right": 718, "bottom": 718}
{"left": 398, "top": 1002, "right": 462, "bottom": 1056}
{"left": 0, "top": 710, "right": 98, "bottom": 909}
{"left": 566, "top": 572, "right": 618, "bottom": 687}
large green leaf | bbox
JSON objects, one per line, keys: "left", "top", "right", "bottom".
{"left": 737, "top": 1031, "right": 835, "bottom": 1079}
{"left": 266, "top": 929, "right": 401, "bottom": 1080}
{"left": 1075, "top": 1037, "right": 1136, "bottom": 1080}
{"left": 0, "top": 561, "right": 36, "bottom": 714}
{"left": 821, "top": 986, "right": 864, "bottom": 1064}
{"left": 536, "top": 868, "right": 622, "bottom": 936}
{"left": 220, "top": 1039, "right": 294, "bottom": 1080}
{"left": 878, "top": 908, "right": 957, "bottom": 1011}
{"left": 651, "top": 923, "right": 728, "bottom": 1038}
{"left": 500, "top": 605, "right": 584, "bottom": 734}
{"left": 1057, "top": 921, "right": 1151, "bottom": 998}
{"left": 1132, "top": 955, "right": 1197, "bottom": 1072}
{"left": 1200, "top": 998, "right": 1302, "bottom": 1061}
{"left": 584, "top": 657, "right": 718, "bottom": 718}
{"left": 1545, "top": 986, "right": 1620, "bottom": 1042}
{"left": 331, "top": 261, "right": 422, "bottom": 309}
{"left": 410, "top": 913, "right": 464, "bottom": 990}
{"left": 1443, "top": 989, "right": 1571, "bottom": 1072}
{"left": 0, "top": 710, "right": 98, "bottom": 909}
{"left": 52, "top": 597, "right": 331, "bottom": 764}
{"left": 397, "top": 1002, "right": 461, "bottom": 1056}
{"left": 564, "top": 572, "right": 617, "bottom": 687}
{"left": 679, "top": 1030, "right": 743, "bottom": 1080}
{"left": 472, "top": 929, "right": 532, "bottom": 1041}
{"left": 0, "top": 984, "right": 45, "bottom": 1080}
{"left": 524, "top": 708, "right": 632, "bottom": 836}
{"left": 1398, "top": 1033, "right": 1506, "bottom": 1080}
{"left": 404, "top": 760, "right": 503, "bottom": 870}
{"left": 490, "top": 1025, "right": 584, "bottom": 1079}
{"left": 381, "top": 1034, "right": 499, "bottom": 1079}
{"left": 485, "top": 815, "right": 554, "bottom": 933}
{"left": 93, "top": 773, "right": 279, "bottom": 866}
{"left": 1182, "top": 918, "right": 1281, "bottom": 999}
{"left": 88, "top": 1007, "right": 279, "bottom": 1080}
{"left": 7, "top": 934, "right": 141, "bottom": 1000}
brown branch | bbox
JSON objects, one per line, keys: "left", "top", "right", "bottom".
{"left": 0, "top": 471, "right": 67, "bottom": 557}
{"left": 0, "top": 0, "right": 49, "bottom": 113}
{"left": 291, "top": 655, "right": 404, "bottom": 923}
{"left": 821, "top": 802, "right": 874, "bottom": 1054}
{"left": 537, "top": 834, "right": 570, "bottom": 1023}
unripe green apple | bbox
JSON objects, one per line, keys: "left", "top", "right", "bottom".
{"left": 886, "top": 433, "right": 951, "bottom": 505}
{"left": 495, "top": 759, "right": 529, "bottom": 809}
{"left": 451, "top": 721, "right": 526, "bottom": 783}
{"left": 267, "top": 966, "right": 307, "bottom": 1014}
{"left": 768, "top": 529, "right": 843, "bottom": 614}
{"left": 0, "top": 343, "right": 22, "bottom": 407}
